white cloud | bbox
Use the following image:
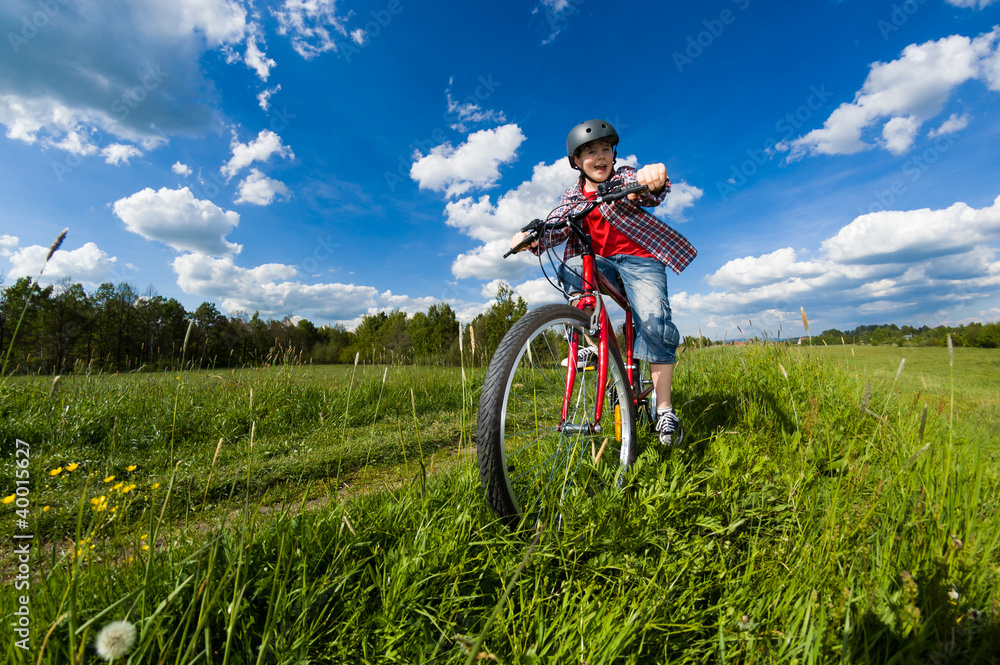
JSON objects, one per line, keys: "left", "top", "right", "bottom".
{"left": 446, "top": 158, "right": 575, "bottom": 280}
{"left": 272, "top": 0, "right": 350, "bottom": 59}
{"left": 112, "top": 187, "right": 242, "bottom": 256}
{"left": 679, "top": 195, "right": 1000, "bottom": 336}
{"left": 945, "top": 0, "right": 998, "bottom": 8}
{"left": 534, "top": 0, "right": 576, "bottom": 44}
{"left": 102, "top": 143, "right": 143, "bottom": 165}
{"left": 243, "top": 23, "right": 276, "bottom": 80}
{"left": 410, "top": 124, "right": 526, "bottom": 198}
{"left": 172, "top": 162, "right": 193, "bottom": 176}
{"left": 705, "top": 248, "right": 826, "bottom": 289}
{"left": 928, "top": 112, "right": 971, "bottom": 137}
{"left": 881, "top": 116, "right": 920, "bottom": 154}
{"left": 235, "top": 168, "right": 291, "bottom": 205}
{"left": 222, "top": 129, "right": 294, "bottom": 180}
{"left": 1, "top": 235, "right": 19, "bottom": 257}
{"left": 257, "top": 85, "right": 281, "bottom": 112}
{"left": 172, "top": 253, "right": 438, "bottom": 325}
{"left": 138, "top": 0, "right": 249, "bottom": 45}
{"left": 0, "top": 0, "right": 262, "bottom": 160}
{"left": 781, "top": 30, "right": 1000, "bottom": 159}
{"left": 445, "top": 87, "right": 507, "bottom": 133}
{"left": 822, "top": 196, "right": 1000, "bottom": 264}
{"left": 7, "top": 242, "right": 117, "bottom": 286}
{"left": 659, "top": 181, "right": 704, "bottom": 221}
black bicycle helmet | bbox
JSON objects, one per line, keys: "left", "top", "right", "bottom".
{"left": 566, "top": 119, "right": 619, "bottom": 170}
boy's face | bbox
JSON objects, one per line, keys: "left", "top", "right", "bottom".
{"left": 573, "top": 139, "right": 614, "bottom": 184}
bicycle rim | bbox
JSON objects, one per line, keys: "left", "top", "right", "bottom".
{"left": 478, "top": 304, "right": 637, "bottom": 528}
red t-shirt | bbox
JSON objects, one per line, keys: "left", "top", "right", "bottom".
{"left": 582, "top": 190, "right": 655, "bottom": 259}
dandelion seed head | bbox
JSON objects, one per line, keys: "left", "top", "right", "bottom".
{"left": 95, "top": 620, "right": 136, "bottom": 661}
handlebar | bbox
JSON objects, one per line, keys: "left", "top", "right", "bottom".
{"left": 504, "top": 180, "right": 649, "bottom": 258}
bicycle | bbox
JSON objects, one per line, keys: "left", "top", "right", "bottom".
{"left": 476, "top": 178, "right": 659, "bottom": 528}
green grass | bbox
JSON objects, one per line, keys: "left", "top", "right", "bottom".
{"left": 2, "top": 345, "right": 998, "bottom": 663}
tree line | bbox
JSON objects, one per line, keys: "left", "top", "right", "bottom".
{"left": 6, "top": 274, "right": 995, "bottom": 376}
{"left": 0, "top": 277, "right": 530, "bottom": 375}
{"left": 814, "top": 322, "right": 1000, "bottom": 348}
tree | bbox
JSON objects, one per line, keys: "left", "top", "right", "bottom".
{"left": 45, "top": 280, "right": 92, "bottom": 372}
{"left": 410, "top": 302, "right": 460, "bottom": 364}
{"left": 467, "top": 283, "right": 527, "bottom": 365}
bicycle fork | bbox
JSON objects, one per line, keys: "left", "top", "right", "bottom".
{"left": 558, "top": 307, "right": 613, "bottom": 435}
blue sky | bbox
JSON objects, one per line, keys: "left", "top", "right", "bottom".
{"left": 2, "top": 0, "right": 999, "bottom": 341}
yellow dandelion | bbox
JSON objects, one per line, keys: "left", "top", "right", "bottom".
{"left": 150, "top": 483, "right": 161, "bottom": 490}
{"left": 122, "top": 483, "right": 136, "bottom": 493}
{"left": 49, "top": 466, "right": 63, "bottom": 476}
{"left": 43, "top": 505, "right": 51, "bottom": 512}
{"left": 66, "top": 462, "right": 79, "bottom": 472}
{"left": 126, "top": 465, "right": 137, "bottom": 472}
{"left": 113, "top": 482, "right": 123, "bottom": 490}
{"left": 2, "top": 495, "right": 15, "bottom": 505}
{"left": 104, "top": 475, "right": 115, "bottom": 483}
{"left": 140, "top": 533, "right": 148, "bottom": 540}
{"left": 141, "top": 544, "right": 149, "bottom": 551}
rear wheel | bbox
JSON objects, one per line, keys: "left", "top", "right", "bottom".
{"left": 477, "top": 304, "right": 638, "bottom": 528}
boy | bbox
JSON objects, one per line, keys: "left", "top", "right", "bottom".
{"left": 509, "top": 119, "right": 697, "bottom": 446}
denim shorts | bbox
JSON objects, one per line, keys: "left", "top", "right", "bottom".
{"left": 558, "top": 254, "right": 680, "bottom": 365}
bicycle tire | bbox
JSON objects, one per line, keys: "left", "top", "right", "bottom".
{"left": 477, "top": 304, "right": 638, "bottom": 528}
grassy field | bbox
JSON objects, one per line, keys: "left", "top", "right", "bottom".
{"left": 2, "top": 343, "right": 998, "bottom": 663}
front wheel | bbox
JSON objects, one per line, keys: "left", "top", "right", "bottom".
{"left": 476, "top": 304, "right": 638, "bottom": 528}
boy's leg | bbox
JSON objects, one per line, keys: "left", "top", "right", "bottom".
{"left": 651, "top": 362, "right": 673, "bottom": 412}
{"left": 615, "top": 255, "right": 685, "bottom": 446}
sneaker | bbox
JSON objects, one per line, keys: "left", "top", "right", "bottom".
{"left": 560, "top": 345, "right": 598, "bottom": 370}
{"left": 655, "top": 408, "right": 685, "bottom": 447}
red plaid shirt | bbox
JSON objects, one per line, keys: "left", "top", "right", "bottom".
{"left": 540, "top": 166, "right": 697, "bottom": 274}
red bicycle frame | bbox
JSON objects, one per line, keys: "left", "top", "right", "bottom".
{"left": 558, "top": 251, "right": 653, "bottom": 432}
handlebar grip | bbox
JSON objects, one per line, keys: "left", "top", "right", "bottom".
{"left": 505, "top": 231, "right": 538, "bottom": 258}
{"left": 596, "top": 182, "right": 648, "bottom": 203}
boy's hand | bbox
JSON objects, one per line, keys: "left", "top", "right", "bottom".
{"left": 632, "top": 163, "right": 669, "bottom": 199}
{"left": 510, "top": 230, "right": 538, "bottom": 253}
